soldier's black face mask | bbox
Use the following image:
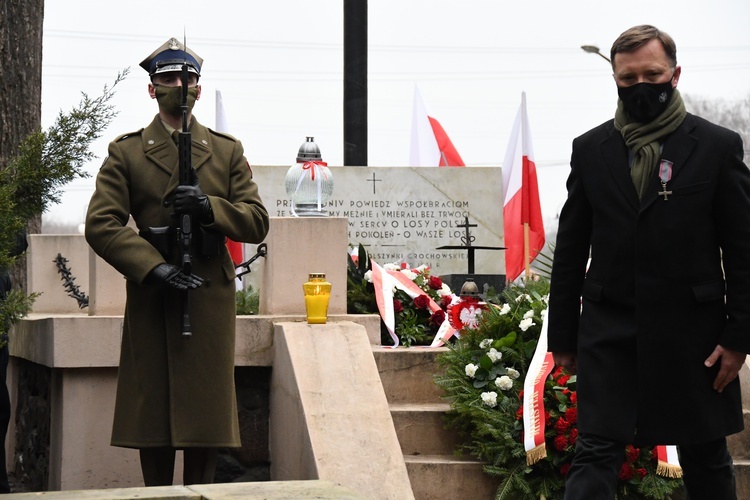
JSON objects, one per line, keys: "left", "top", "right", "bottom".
{"left": 154, "top": 85, "right": 198, "bottom": 116}
{"left": 617, "top": 79, "right": 674, "bottom": 123}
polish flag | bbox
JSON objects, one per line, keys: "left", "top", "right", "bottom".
{"left": 216, "top": 91, "right": 245, "bottom": 276}
{"left": 502, "top": 92, "right": 545, "bottom": 282}
{"left": 409, "top": 86, "right": 465, "bottom": 167}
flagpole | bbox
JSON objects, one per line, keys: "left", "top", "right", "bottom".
{"left": 524, "top": 222, "right": 531, "bottom": 280}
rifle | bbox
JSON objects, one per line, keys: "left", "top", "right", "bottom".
{"left": 177, "top": 39, "right": 193, "bottom": 337}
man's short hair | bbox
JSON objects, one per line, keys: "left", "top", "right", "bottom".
{"left": 610, "top": 25, "right": 677, "bottom": 69}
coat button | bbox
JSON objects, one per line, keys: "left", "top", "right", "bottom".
{"left": 148, "top": 139, "right": 155, "bottom": 145}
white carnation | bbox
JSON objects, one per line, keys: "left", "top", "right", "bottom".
{"left": 479, "top": 339, "right": 493, "bottom": 349}
{"left": 481, "top": 391, "right": 498, "bottom": 408}
{"left": 495, "top": 376, "right": 513, "bottom": 391}
{"left": 499, "top": 303, "right": 511, "bottom": 315}
{"left": 465, "top": 363, "right": 478, "bottom": 378}
{"left": 523, "top": 309, "right": 534, "bottom": 319}
{"left": 506, "top": 368, "right": 520, "bottom": 380}
{"left": 487, "top": 348, "right": 502, "bottom": 363}
{"left": 519, "top": 317, "right": 536, "bottom": 332}
{"left": 363, "top": 270, "right": 372, "bottom": 283}
{"left": 401, "top": 269, "right": 417, "bottom": 281}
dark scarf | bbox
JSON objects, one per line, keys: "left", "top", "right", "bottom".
{"left": 614, "top": 89, "right": 687, "bottom": 200}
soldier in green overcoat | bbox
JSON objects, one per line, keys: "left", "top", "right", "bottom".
{"left": 85, "top": 38, "right": 269, "bottom": 486}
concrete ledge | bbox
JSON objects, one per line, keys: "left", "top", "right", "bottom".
{"left": 11, "top": 314, "right": 381, "bottom": 368}
{"left": 270, "top": 322, "right": 414, "bottom": 499}
{"left": 5, "top": 480, "right": 367, "bottom": 499}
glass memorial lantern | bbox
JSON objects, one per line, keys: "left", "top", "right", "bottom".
{"left": 284, "top": 137, "right": 334, "bottom": 217}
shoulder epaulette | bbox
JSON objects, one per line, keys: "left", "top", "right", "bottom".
{"left": 114, "top": 128, "right": 145, "bottom": 142}
{"left": 208, "top": 128, "right": 237, "bottom": 142}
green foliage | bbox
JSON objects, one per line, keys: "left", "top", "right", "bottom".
{"left": 235, "top": 286, "right": 260, "bottom": 315}
{"left": 435, "top": 279, "right": 683, "bottom": 499}
{"left": 346, "top": 244, "right": 377, "bottom": 315}
{"left": 0, "top": 70, "right": 128, "bottom": 338}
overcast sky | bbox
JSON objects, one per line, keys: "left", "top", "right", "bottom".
{"left": 41, "top": 0, "right": 750, "bottom": 228}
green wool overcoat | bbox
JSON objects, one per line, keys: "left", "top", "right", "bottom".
{"left": 85, "top": 115, "right": 269, "bottom": 448}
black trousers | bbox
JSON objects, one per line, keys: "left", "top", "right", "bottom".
{"left": 564, "top": 432, "right": 736, "bottom": 500}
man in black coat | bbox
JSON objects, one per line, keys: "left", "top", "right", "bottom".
{"left": 549, "top": 25, "right": 750, "bottom": 499}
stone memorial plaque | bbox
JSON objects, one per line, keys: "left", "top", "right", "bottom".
{"left": 251, "top": 165, "right": 505, "bottom": 276}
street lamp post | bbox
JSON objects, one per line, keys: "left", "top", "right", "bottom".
{"left": 581, "top": 45, "right": 611, "bottom": 63}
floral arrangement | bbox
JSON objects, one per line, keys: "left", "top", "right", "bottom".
{"left": 434, "top": 279, "right": 683, "bottom": 499}
{"left": 347, "top": 245, "right": 454, "bottom": 346}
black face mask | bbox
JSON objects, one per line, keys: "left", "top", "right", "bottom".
{"left": 617, "top": 80, "right": 674, "bottom": 123}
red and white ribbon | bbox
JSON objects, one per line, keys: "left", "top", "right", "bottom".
{"left": 655, "top": 445, "right": 682, "bottom": 478}
{"left": 371, "top": 259, "right": 442, "bottom": 348}
{"left": 523, "top": 309, "right": 555, "bottom": 465}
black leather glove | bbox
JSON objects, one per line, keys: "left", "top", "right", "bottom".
{"left": 173, "top": 182, "right": 213, "bottom": 223}
{"left": 148, "top": 263, "right": 204, "bottom": 290}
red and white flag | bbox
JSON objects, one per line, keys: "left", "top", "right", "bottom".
{"left": 502, "top": 92, "right": 545, "bottom": 282}
{"left": 409, "top": 86, "right": 465, "bottom": 167}
{"left": 216, "top": 90, "right": 245, "bottom": 282}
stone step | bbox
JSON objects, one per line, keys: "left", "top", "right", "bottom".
{"left": 727, "top": 410, "right": 750, "bottom": 460}
{"left": 404, "top": 455, "right": 500, "bottom": 500}
{"left": 735, "top": 460, "right": 750, "bottom": 498}
{"left": 391, "top": 403, "right": 462, "bottom": 456}
{"left": 372, "top": 346, "right": 448, "bottom": 405}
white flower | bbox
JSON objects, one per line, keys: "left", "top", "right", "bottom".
{"left": 523, "top": 309, "right": 534, "bottom": 319}
{"left": 465, "top": 363, "right": 478, "bottom": 378}
{"left": 499, "top": 303, "right": 511, "bottom": 315}
{"left": 506, "top": 368, "right": 520, "bottom": 380}
{"left": 495, "top": 376, "right": 513, "bottom": 391}
{"left": 479, "top": 339, "right": 493, "bottom": 349}
{"left": 515, "top": 294, "right": 531, "bottom": 303}
{"left": 519, "top": 317, "right": 536, "bottom": 332}
{"left": 363, "top": 270, "right": 372, "bottom": 283}
{"left": 487, "top": 348, "right": 502, "bottom": 363}
{"left": 400, "top": 269, "right": 417, "bottom": 281}
{"left": 437, "top": 283, "right": 452, "bottom": 297}
{"left": 481, "top": 391, "right": 498, "bottom": 408}
{"left": 384, "top": 263, "right": 401, "bottom": 272}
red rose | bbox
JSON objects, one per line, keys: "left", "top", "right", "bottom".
{"left": 554, "top": 418, "right": 570, "bottom": 433}
{"left": 430, "top": 310, "right": 446, "bottom": 326}
{"left": 568, "top": 428, "right": 578, "bottom": 445}
{"left": 565, "top": 407, "right": 578, "bottom": 424}
{"left": 428, "top": 276, "right": 443, "bottom": 290}
{"left": 557, "top": 374, "right": 570, "bottom": 386}
{"left": 637, "top": 468, "right": 647, "bottom": 479}
{"left": 618, "top": 463, "right": 635, "bottom": 481}
{"left": 625, "top": 445, "right": 640, "bottom": 463}
{"left": 393, "top": 299, "right": 404, "bottom": 313}
{"left": 560, "top": 463, "right": 571, "bottom": 476}
{"left": 414, "top": 294, "right": 430, "bottom": 309}
{"left": 441, "top": 294, "right": 453, "bottom": 309}
{"left": 553, "top": 435, "right": 569, "bottom": 452}
{"left": 516, "top": 406, "right": 524, "bottom": 420}
{"left": 570, "top": 392, "right": 577, "bottom": 405}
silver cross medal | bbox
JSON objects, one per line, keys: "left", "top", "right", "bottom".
{"left": 658, "top": 160, "right": 673, "bottom": 201}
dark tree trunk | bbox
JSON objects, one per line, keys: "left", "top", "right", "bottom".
{"left": 0, "top": 0, "right": 44, "bottom": 290}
